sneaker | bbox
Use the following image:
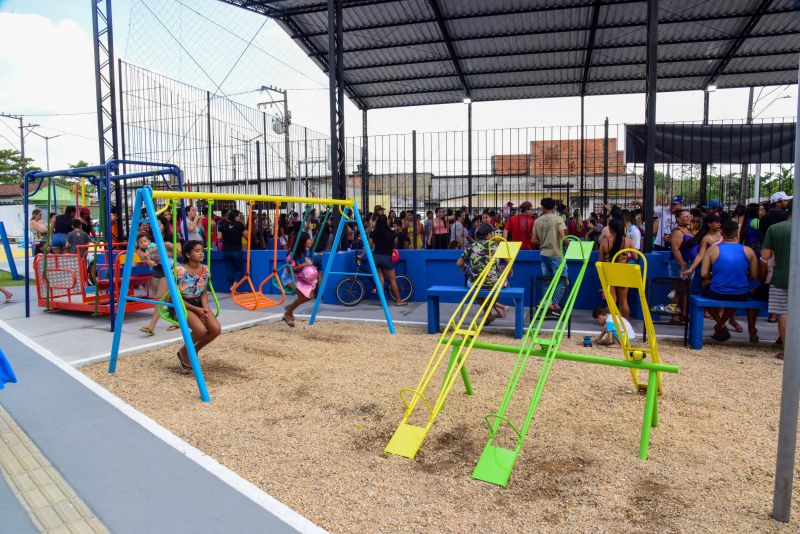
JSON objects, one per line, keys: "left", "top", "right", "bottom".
{"left": 547, "top": 305, "right": 561, "bottom": 317}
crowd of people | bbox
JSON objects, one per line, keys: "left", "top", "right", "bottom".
{"left": 22, "top": 188, "right": 794, "bottom": 367}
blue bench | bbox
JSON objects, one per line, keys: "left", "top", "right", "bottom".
{"left": 688, "top": 295, "right": 769, "bottom": 349}
{"left": 427, "top": 285, "right": 525, "bottom": 339}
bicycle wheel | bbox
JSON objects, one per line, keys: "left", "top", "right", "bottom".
{"left": 395, "top": 275, "right": 414, "bottom": 302}
{"left": 336, "top": 277, "right": 365, "bottom": 306}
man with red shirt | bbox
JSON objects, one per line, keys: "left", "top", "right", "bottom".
{"left": 503, "top": 201, "right": 534, "bottom": 249}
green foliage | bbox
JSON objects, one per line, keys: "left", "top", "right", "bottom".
{"left": 0, "top": 149, "right": 40, "bottom": 184}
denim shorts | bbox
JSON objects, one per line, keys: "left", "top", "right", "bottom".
{"left": 51, "top": 233, "right": 67, "bottom": 248}
{"left": 372, "top": 253, "right": 394, "bottom": 271}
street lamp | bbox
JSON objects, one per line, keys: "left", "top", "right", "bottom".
{"left": 24, "top": 128, "right": 61, "bottom": 171}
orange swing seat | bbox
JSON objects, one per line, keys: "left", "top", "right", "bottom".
{"left": 231, "top": 202, "right": 286, "bottom": 310}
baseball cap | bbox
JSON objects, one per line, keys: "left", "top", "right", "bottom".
{"left": 708, "top": 199, "right": 722, "bottom": 208}
{"left": 671, "top": 195, "right": 684, "bottom": 204}
{"left": 79, "top": 207, "right": 91, "bottom": 215}
{"left": 476, "top": 223, "right": 494, "bottom": 239}
{"left": 770, "top": 192, "right": 793, "bottom": 203}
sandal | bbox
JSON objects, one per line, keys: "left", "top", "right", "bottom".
{"left": 167, "top": 325, "right": 179, "bottom": 331}
{"left": 728, "top": 319, "right": 744, "bottom": 333}
{"left": 176, "top": 351, "right": 192, "bottom": 371}
{"left": 776, "top": 352, "right": 784, "bottom": 360}
{"left": 139, "top": 327, "right": 154, "bottom": 337}
{"left": 3, "top": 296, "right": 12, "bottom": 304}
{"left": 749, "top": 330, "right": 759, "bottom": 343}
{"left": 282, "top": 314, "right": 295, "bottom": 327}
{"left": 394, "top": 300, "right": 408, "bottom": 306}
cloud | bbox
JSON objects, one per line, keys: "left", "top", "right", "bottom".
{"left": 0, "top": 13, "right": 97, "bottom": 169}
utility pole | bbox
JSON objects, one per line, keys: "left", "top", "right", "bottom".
{"left": 0, "top": 113, "right": 38, "bottom": 178}
{"left": 257, "top": 85, "right": 292, "bottom": 201}
{"left": 26, "top": 129, "right": 62, "bottom": 171}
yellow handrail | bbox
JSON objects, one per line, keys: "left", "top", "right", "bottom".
{"left": 150, "top": 189, "right": 354, "bottom": 207}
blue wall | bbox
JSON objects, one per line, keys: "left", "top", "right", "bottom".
{"left": 209, "top": 249, "right": 675, "bottom": 312}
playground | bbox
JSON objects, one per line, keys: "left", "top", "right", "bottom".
{"left": 82, "top": 319, "right": 797, "bottom": 533}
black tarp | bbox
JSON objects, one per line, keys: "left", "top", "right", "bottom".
{"left": 625, "top": 123, "right": 796, "bottom": 164}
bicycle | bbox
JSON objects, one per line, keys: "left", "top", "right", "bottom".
{"left": 335, "top": 254, "right": 413, "bottom": 306}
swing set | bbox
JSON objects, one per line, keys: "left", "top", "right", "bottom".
{"left": 109, "top": 187, "right": 395, "bottom": 403}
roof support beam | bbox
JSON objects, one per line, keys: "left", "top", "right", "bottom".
{"left": 344, "top": 50, "right": 800, "bottom": 87}
{"left": 705, "top": 0, "right": 774, "bottom": 87}
{"left": 427, "top": 0, "right": 470, "bottom": 98}
{"left": 343, "top": 34, "right": 800, "bottom": 71}
{"left": 357, "top": 66, "right": 796, "bottom": 100}
{"left": 304, "top": 7, "right": 797, "bottom": 57}
{"left": 580, "top": 0, "right": 602, "bottom": 96}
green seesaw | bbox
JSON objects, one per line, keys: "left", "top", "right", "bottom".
{"left": 459, "top": 243, "right": 679, "bottom": 487}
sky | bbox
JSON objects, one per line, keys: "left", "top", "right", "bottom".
{"left": 0, "top": 0, "right": 797, "bottom": 172}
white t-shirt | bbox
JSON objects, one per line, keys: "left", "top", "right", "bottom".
{"left": 627, "top": 224, "right": 642, "bottom": 250}
{"left": 606, "top": 316, "right": 637, "bottom": 342}
{"left": 655, "top": 208, "right": 676, "bottom": 247}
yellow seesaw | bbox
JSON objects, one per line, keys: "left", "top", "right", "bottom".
{"left": 385, "top": 236, "right": 521, "bottom": 459}
{"left": 596, "top": 249, "right": 664, "bottom": 394}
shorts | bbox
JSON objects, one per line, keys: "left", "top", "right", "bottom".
{"left": 701, "top": 287, "right": 749, "bottom": 302}
{"left": 372, "top": 253, "right": 394, "bottom": 271}
{"left": 51, "top": 233, "right": 67, "bottom": 248}
{"left": 769, "top": 286, "right": 788, "bottom": 315}
{"left": 183, "top": 296, "right": 202, "bottom": 308}
{"left": 669, "top": 260, "right": 693, "bottom": 280}
{"left": 152, "top": 264, "right": 165, "bottom": 279}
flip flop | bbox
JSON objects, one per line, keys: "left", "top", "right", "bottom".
{"left": 394, "top": 300, "right": 408, "bottom": 306}
{"left": 282, "top": 315, "right": 295, "bottom": 327}
{"left": 139, "top": 327, "right": 154, "bottom": 336}
{"left": 167, "top": 325, "right": 180, "bottom": 331}
{"left": 3, "top": 296, "right": 12, "bottom": 304}
{"left": 176, "top": 351, "right": 192, "bottom": 370}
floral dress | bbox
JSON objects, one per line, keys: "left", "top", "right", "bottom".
{"left": 175, "top": 264, "right": 209, "bottom": 302}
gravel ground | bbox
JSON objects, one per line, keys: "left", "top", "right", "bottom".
{"left": 83, "top": 320, "right": 800, "bottom": 533}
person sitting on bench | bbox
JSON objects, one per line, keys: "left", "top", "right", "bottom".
{"left": 456, "top": 223, "right": 510, "bottom": 325}
{"left": 699, "top": 219, "right": 758, "bottom": 342}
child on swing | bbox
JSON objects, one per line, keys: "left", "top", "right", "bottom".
{"left": 138, "top": 224, "right": 182, "bottom": 336}
{"left": 282, "top": 232, "right": 319, "bottom": 327}
{"left": 175, "top": 240, "right": 220, "bottom": 370}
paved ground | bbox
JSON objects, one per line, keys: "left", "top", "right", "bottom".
{"left": 0, "top": 280, "right": 780, "bottom": 533}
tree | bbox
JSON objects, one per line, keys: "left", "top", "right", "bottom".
{"left": 0, "top": 149, "right": 40, "bottom": 184}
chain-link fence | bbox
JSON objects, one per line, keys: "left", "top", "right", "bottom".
{"left": 119, "top": 61, "right": 795, "bottom": 219}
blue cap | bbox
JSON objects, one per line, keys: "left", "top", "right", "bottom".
{"left": 708, "top": 199, "right": 722, "bottom": 208}
{"left": 671, "top": 195, "right": 684, "bottom": 204}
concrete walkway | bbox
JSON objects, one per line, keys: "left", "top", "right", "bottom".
{"left": 0, "top": 323, "right": 320, "bottom": 533}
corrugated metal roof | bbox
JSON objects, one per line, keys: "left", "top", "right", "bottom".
{"left": 220, "top": 0, "right": 800, "bottom": 109}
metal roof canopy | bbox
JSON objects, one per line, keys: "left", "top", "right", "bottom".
{"left": 221, "top": 0, "right": 800, "bottom": 109}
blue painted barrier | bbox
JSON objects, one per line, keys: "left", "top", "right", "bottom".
{"left": 208, "top": 248, "right": 673, "bottom": 312}
{"left": 0, "top": 348, "right": 17, "bottom": 390}
{"left": 0, "top": 222, "right": 22, "bottom": 280}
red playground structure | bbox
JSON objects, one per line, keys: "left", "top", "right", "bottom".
{"left": 33, "top": 243, "right": 154, "bottom": 315}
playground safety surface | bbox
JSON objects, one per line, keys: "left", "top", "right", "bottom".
{"left": 83, "top": 320, "right": 800, "bottom": 534}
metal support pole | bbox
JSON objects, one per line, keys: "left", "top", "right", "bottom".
{"left": 740, "top": 86, "right": 754, "bottom": 206}
{"left": 328, "top": 0, "right": 345, "bottom": 246}
{"left": 642, "top": 0, "right": 657, "bottom": 253}
{"left": 700, "top": 90, "right": 709, "bottom": 206}
{"left": 412, "top": 130, "right": 418, "bottom": 249}
{"left": 580, "top": 95, "right": 585, "bottom": 216}
{"left": 603, "top": 117, "right": 609, "bottom": 210}
{"left": 255, "top": 140, "right": 262, "bottom": 197}
{"left": 467, "top": 101, "right": 473, "bottom": 215}
{"left": 283, "top": 92, "right": 292, "bottom": 200}
{"left": 772, "top": 61, "right": 800, "bottom": 524}
{"left": 207, "top": 91, "right": 214, "bottom": 193}
{"left": 304, "top": 126, "right": 309, "bottom": 197}
{"left": 361, "top": 109, "right": 369, "bottom": 212}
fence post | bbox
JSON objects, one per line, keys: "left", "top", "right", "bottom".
{"left": 362, "top": 110, "right": 368, "bottom": 213}
{"left": 467, "top": 102, "right": 473, "bottom": 215}
{"left": 603, "top": 117, "right": 609, "bottom": 212}
{"left": 255, "top": 140, "right": 262, "bottom": 198}
{"left": 700, "top": 90, "right": 709, "bottom": 206}
{"left": 412, "top": 130, "right": 418, "bottom": 249}
{"left": 580, "top": 95, "right": 585, "bottom": 216}
{"left": 207, "top": 91, "right": 213, "bottom": 193}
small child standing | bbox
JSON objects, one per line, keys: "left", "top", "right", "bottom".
{"left": 65, "top": 219, "right": 91, "bottom": 255}
{"left": 592, "top": 305, "right": 637, "bottom": 346}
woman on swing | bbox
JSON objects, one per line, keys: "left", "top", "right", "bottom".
{"left": 175, "top": 240, "right": 221, "bottom": 370}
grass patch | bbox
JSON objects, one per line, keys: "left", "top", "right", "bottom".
{"left": 0, "top": 270, "right": 27, "bottom": 286}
